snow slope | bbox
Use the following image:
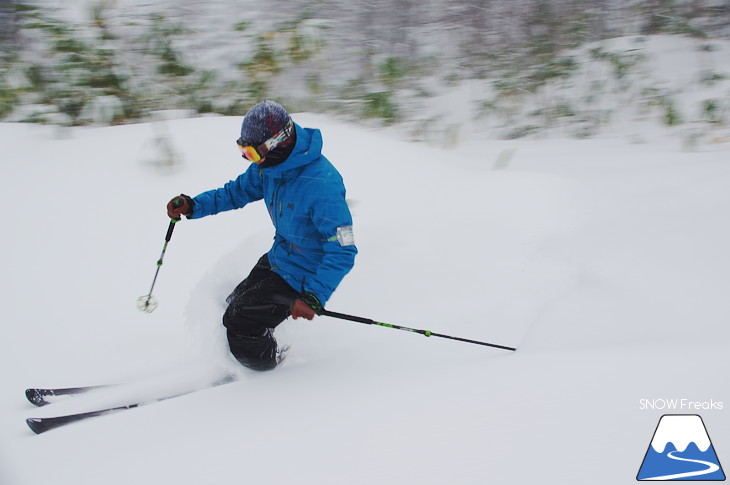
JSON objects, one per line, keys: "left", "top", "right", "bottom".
{"left": 1, "top": 114, "right": 730, "bottom": 484}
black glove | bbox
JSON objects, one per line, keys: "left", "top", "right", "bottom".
{"left": 167, "top": 194, "right": 194, "bottom": 220}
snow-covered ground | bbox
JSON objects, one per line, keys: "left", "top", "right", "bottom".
{"left": 1, "top": 112, "right": 729, "bottom": 484}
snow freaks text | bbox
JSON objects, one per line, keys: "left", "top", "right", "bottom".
{"left": 639, "top": 399, "right": 724, "bottom": 411}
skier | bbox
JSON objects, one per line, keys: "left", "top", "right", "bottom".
{"left": 167, "top": 100, "right": 357, "bottom": 370}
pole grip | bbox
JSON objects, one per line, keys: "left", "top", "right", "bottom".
{"left": 319, "top": 309, "right": 373, "bottom": 324}
{"left": 164, "top": 196, "right": 186, "bottom": 238}
{"left": 164, "top": 219, "right": 176, "bottom": 242}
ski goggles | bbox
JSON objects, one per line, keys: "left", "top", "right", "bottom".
{"left": 236, "top": 119, "right": 294, "bottom": 163}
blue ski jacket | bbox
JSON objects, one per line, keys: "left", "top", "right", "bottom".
{"left": 190, "top": 123, "right": 357, "bottom": 305}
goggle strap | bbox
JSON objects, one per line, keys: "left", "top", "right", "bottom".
{"left": 258, "top": 119, "right": 293, "bottom": 157}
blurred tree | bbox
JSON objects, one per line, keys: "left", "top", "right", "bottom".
{"left": 0, "top": 0, "right": 18, "bottom": 61}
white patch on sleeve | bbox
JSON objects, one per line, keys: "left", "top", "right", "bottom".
{"left": 336, "top": 226, "right": 355, "bottom": 246}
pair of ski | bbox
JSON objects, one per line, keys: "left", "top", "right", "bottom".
{"left": 26, "top": 385, "right": 141, "bottom": 434}
{"left": 25, "top": 346, "right": 291, "bottom": 434}
{"left": 25, "top": 376, "right": 236, "bottom": 434}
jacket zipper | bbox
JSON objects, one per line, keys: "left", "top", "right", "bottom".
{"left": 271, "top": 178, "right": 285, "bottom": 228}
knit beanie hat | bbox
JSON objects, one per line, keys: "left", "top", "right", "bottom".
{"left": 240, "top": 100, "right": 292, "bottom": 145}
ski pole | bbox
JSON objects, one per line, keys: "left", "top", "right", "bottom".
{"left": 137, "top": 198, "right": 183, "bottom": 313}
{"left": 318, "top": 309, "right": 516, "bottom": 351}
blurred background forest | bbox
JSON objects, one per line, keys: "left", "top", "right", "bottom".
{"left": 1, "top": 0, "right": 729, "bottom": 140}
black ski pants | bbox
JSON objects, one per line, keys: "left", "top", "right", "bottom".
{"left": 223, "top": 253, "right": 299, "bottom": 371}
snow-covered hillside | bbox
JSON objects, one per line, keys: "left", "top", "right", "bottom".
{"left": 1, "top": 110, "right": 729, "bottom": 484}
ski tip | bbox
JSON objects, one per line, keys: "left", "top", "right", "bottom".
{"left": 26, "top": 417, "right": 46, "bottom": 434}
{"left": 25, "top": 389, "right": 48, "bottom": 407}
